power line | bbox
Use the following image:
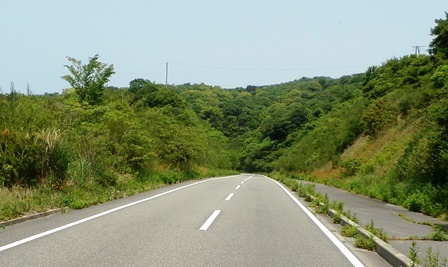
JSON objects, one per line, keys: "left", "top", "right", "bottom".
{"left": 170, "top": 62, "right": 374, "bottom": 72}
{"left": 117, "top": 63, "right": 166, "bottom": 78}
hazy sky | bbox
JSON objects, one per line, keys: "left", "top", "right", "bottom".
{"left": 1, "top": 1, "right": 447, "bottom": 94}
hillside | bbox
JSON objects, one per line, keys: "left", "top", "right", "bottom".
{"left": 177, "top": 13, "right": 448, "bottom": 219}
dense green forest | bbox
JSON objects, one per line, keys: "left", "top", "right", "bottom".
{"left": 1, "top": 13, "right": 448, "bottom": 221}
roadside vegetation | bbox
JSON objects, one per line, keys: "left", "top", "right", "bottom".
{"left": 277, "top": 178, "right": 448, "bottom": 266}
{"left": 0, "top": 56, "right": 236, "bottom": 221}
{"left": 1, "top": 12, "right": 448, "bottom": 227}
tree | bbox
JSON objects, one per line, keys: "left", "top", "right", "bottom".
{"left": 62, "top": 54, "right": 115, "bottom": 105}
{"left": 129, "top": 78, "right": 151, "bottom": 93}
{"left": 429, "top": 12, "right": 448, "bottom": 60}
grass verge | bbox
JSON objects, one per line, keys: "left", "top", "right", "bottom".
{"left": 0, "top": 168, "right": 237, "bottom": 222}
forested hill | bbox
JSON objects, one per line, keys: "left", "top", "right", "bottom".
{"left": 173, "top": 74, "right": 365, "bottom": 172}
{"left": 1, "top": 13, "right": 448, "bottom": 220}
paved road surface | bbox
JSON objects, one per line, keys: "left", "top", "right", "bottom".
{"left": 0, "top": 175, "right": 364, "bottom": 266}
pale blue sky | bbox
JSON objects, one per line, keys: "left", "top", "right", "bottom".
{"left": 1, "top": 1, "right": 447, "bottom": 94}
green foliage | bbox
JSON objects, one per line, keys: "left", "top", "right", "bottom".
{"left": 297, "top": 182, "right": 316, "bottom": 198}
{"left": 365, "top": 219, "right": 389, "bottom": 243}
{"left": 259, "top": 102, "right": 308, "bottom": 141}
{"left": 332, "top": 212, "right": 341, "bottom": 224}
{"left": 430, "top": 227, "right": 448, "bottom": 241}
{"left": 424, "top": 247, "right": 448, "bottom": 267}
{"left": 362, "top": 99, "right": 395, "bottom": 137}
{"left": 409, "top": 241, "right": 448, "bottom": 267}
{"left": 397, "top": 99, "right": 448, "bottom": 186}
{"left": 276, "top": 97, "right": 367, "bottom": 172}
{"left": 342, "top": 209, "right": 360, "bottom": 224}
{"left": 330, "top": 200, "right": 344, "bottom": 213}
{"left": 362, "top": 55, "right": 434, "bottom": 99}
{"left": 338, "top": 158, "right": 364, "bottom": 176}
{"left": 3, "top": 13, "right": 448, "bottom": 223}
{"left": 61, "top": 54, "right": 115, "bottom": 106}
{"left": 0, "top": 95, "right": 70, "bottom": 187}
{"left": 1, "top": 62, "right": 237, "bottom": 220}
{"left": 313, "top": 193, "right": 329, "bottom": 214}
{"left": 409, "top": 241, "right": 421, "bottom": 267}
{"left": 341, "top": 224, "right": 358, "bottom": 237}
{"left": 273, "top": 175, "right": 299, "bottom": 191}
{"left": 129, "top": 78, "right": 151, "bottom": 93}
{"left": 355, "top": 234, "right": 376, "bottom": 251}
{"left": 430, "top": 12, "right": 448, "bottom": 60}
{"left": 431, "top": 65, "right": 448, "bottom": 88}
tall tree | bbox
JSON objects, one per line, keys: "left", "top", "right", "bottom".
{"left": 429, "top": 12, "right": 448, "bottom": 60}
{"left": 62, "top": 54, "right": 115, "bottom": 105}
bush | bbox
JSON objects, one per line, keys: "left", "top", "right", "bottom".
{"left": 403, "top": 186, "right": 447, "bottom": 217}
{"left": 341, "top": 224, "right": 358, "bottom": 237}
{"left": 355, "top": 234, "right": 376, "bottom": 251}
{"left": 332, "top": 212, "right": 341, "bottom": 224}
{"left": 365, "top": 219, "right": 389, "bottom": 243}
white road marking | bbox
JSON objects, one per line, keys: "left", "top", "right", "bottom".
{"left": 269, "top": 177, "right": 365, "bottom": 267}
{"left": 243, "top": 174, "right": 254, "bottom": 182}
{"left": 235, "top": 185, "right": 241, "bottom": 190}
{"left": 199, "top": 210, "right": 221, "bottom": 231}
{"left": 225, "top": 193, "right": 234, "bottom": 201}
{"left": 0, "top": 175, "right": 242, "bottom": 252}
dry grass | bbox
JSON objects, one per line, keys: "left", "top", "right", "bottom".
{"left": 338, "top": 121, "right": 418, "bottom": 176}
{"left": 342, "top": 120, "right": 417, "bottom": 160}
{"left": 311, "top": 167, "right": 343, "bottom": 180}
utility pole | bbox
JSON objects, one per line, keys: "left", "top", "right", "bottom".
{"left": 165, "top": 62, "right": 168, "bottom": 88}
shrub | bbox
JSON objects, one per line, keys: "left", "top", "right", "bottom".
{"left": 365, "top": 219, "right": 389, "bottom": 243}
{"left": 332, "top": 212, "right": 341, "bottom": 224}
{"left": 355, "top": 234, "right": 376, "bottom": 251}
{"left": 430, "top": 227, "right": 448, "bottom": 241}
{"left": 341, "top": 224, "right": 358, "bottom": 237}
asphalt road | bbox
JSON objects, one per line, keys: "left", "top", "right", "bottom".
{"left": 0, "top": 174, "right": 364, "bottom": 266}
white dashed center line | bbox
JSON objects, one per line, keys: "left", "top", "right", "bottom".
{"left": 235, "top": 185, "right": 241, "bottom": 190}
{"left": 199, "top": 210, "right": 221, "bottom": 231}
{"left": 225, "top": 193, "right": 234, "bottom": 201}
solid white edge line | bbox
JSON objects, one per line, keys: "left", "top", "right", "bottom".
{"left": 235, "top": 185, "right": 241, "bottom": 190}
{"left": 268, "top": 177, "right": 365, "bottom": 267}
{"left": 0, "top": 175, "right": 241, "bottom": 252}
{"left": 199, "top": 210, "right": 221, "bottom": 231}
{"left": 225, "top": 193, "right": 234, "bottom": 201}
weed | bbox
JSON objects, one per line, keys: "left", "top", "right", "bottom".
{"left": 304, "top": 194, "right": 313, "bottom": 202}
{"left": 315, "top": 204, "right": 328, "bottom": 214}
{"left": 355, "top": 234, "right": 376, "bottom": 251}
{"left": 365, "top": 219, "right": 389, "bottom": 243}
{"left": 430, "top": 227, "right": 448, "bottom": 241}
{"left": 408, "top": 241, "right": 448, "bottom": 267}
{"left": 424, "top": 247, "right": 447, "bottom": 267}
{"left": 313, "top": 193, "right": 329, "bottom": 214}
{"left": 330, "top": 200, "right": 344, "bottom": 213}
{"left": 290, "top": 181, "right": 298, "bottom": 192}
{"left": 399, "top": 213, "right": 435, "bottom": 227}
{"left": 332, "top": 212, "right": 341, "bottom": 224}
{"left": 279, "top": 177, "right": 299, "bottom": 191}
{"left": 341, "top": 224, "right": 358, "bottom": 237}
{"left": 342, "top": 209, "right": 360, "bottom": 224}
{"left": 297, "top": 182, "right": 316, "bottom": 198}
{"left": 409, "top": 241, "right": 420, "bottom": 267}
